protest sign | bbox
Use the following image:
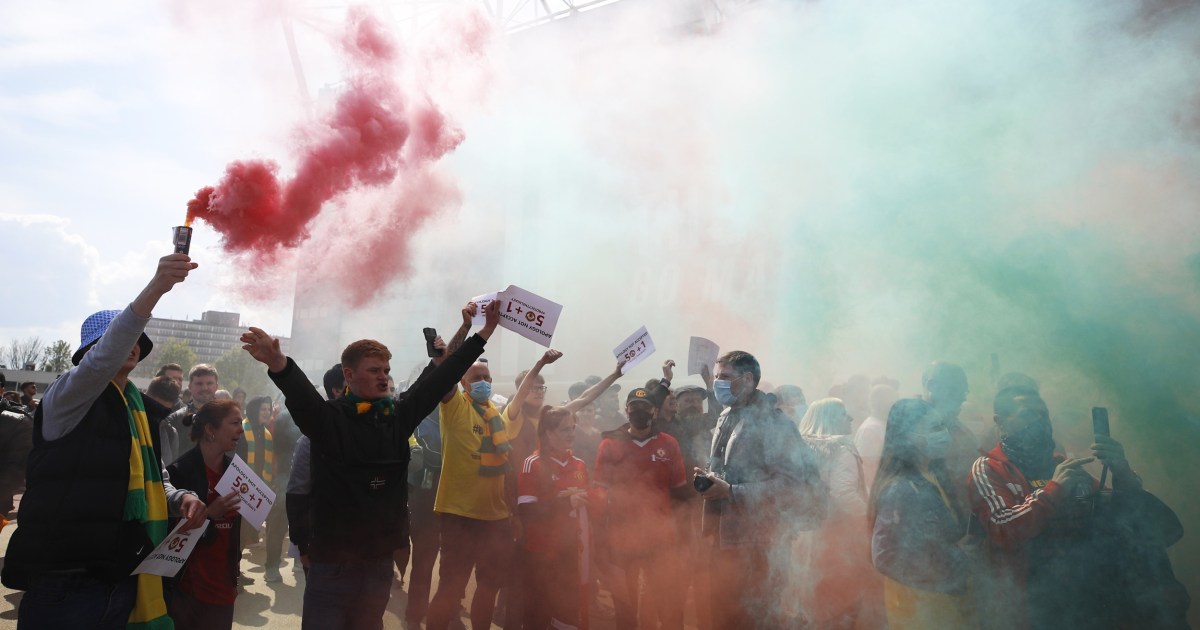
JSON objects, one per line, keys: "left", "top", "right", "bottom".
{"left": 215, "top": 455, "right": 277, "bottom": 531}
{"left": 613, "top": 326, "right": 656, "bottom": 375}
{"left": 496, "top": 285, "right": 563, "bottom": 347}
{"left": 687, "top": 336, "right": 720, "bottom": 376}
{"left": 132, "top": 520, "right": 209, "bottom": 577}
{"left": 469, "top": 292, "right": 498, "bottom": 326}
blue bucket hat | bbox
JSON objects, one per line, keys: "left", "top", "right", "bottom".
{"left": 72, "top": 310, "right": 154, "bottom": 366}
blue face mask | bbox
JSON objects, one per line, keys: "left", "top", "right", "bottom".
{"left": 923, "top": 428, "right": 951, "bottom": 460}
{"left": 713, "top": 379, "right": 737, "bottom": 406}
{"left": 469, "top": 380, "right": 492, "bottom": 404}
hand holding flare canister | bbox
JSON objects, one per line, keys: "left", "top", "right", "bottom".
{"left": 173, "top": 219, "right": 193, "bottom": 256}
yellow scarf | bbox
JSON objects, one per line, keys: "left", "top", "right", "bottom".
{"left": 241, "top": 418, "right": 274, "bottom": 484}
{"left": 464, "top": 393, "right": 510, "bottom": 476}
{"left": 117, "top": 382, "right": 172, "bottom": 630}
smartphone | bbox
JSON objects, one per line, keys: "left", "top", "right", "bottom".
{"left": 423, "top": 327, "right": 442, "bottom": 358}
{"left": 1091, "top": 407, "right": 1110, "bottom": 437}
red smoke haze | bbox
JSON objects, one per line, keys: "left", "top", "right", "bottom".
{"left": 186, "top": 6, "right": 484, "bottom": 306}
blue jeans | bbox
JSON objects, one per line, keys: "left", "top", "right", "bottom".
{"left": 301, "top": 556, "right": 393, "bottom": 630}
{"left": 17, "top": 573, "right": 137, "bottom": 630}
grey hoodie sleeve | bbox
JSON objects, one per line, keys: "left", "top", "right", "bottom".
{"left": 38, "top": 305, "right": 150, "bottom": 442}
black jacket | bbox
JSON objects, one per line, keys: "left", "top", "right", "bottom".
{"left": 2, "top": 384, "right": 167, "bottom": 588}
{"left": 166, "top": 446, "right": 241, "bottom": 590}
{"left": 0, "top": 401, "right": 33, "bottom": 516}
{"left": 270, "top": 333, "right": 488, "bottom": 562}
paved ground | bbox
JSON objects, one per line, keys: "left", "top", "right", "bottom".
{"left": 0, "top": 521, "right": 637, "bottom": 630}
{"left": 0, "top": 522, "right": 500, "bottom": 630}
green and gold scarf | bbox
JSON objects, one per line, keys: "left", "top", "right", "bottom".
{"left": 117, "top": 382, "right": 172, "bottom": 630}
{"left": 467, "top": 394, "right": 510, "bottom": 476}
{"left": 241, "top": 418, "right": 274, "bottom": 484}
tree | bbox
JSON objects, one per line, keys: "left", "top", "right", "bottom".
{"left": 215, "top": 345, "right": 271, "bottom": 398}
{"left": 7, "top": 337, "right": 43, "bottom": 370}
{"left": 39, "top": 340, "right": 73, "bottom": 373}
{"left": 149, "top": 338, "right": 198, "bottom": 376}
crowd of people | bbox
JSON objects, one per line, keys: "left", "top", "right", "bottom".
{"left": 0, "top": 252, "right": 1190, "bottom": 630}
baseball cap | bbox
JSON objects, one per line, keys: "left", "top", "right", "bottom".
{"left": 626, "top": 387, "right": 654, "bottom": 406}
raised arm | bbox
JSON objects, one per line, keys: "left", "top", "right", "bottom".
{"left": 444, "top": 301, "right": 477, "bottom": 356}
{"left": 509, "top": 350, "right": 562, "bottom": 416}
{"left": 241, "top": 328, "right": 328, "bottom": 440}
{"left": 40, "top": 254, "right": 197, "bottom": 441}
{"left": 564, "top": 361, "right": 625, "bottom": 413}
{"left": 410, "top": 300, "right": 501, "bottom": 417}
{"left": 969, "top": 454, "right": 1089, "bottom": 550}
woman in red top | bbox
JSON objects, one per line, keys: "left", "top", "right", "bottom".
{"left": 166, "top": 399, "right": 244, "bottom": 630}
{"left": 517, "top": 406, "right": 592, "bottom": 630}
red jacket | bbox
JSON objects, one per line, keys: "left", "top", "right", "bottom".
{"left": 969, "top": 444, "right": 1067, "bottom": 550}
{"left": 969, "top": 444, "right": 1075, "bottom": 629}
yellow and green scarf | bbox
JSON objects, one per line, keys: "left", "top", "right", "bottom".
{"left": 241, "top": 418, "right": 274, "bottom": 484}
{"left": 345, "top": 390, "right": 397, "bottom": 418}
{"left": 468, "top": 395, "right": 510, "bottom": 476}
{"left": 117, "top": 382, "right": 172, "bottom": 630}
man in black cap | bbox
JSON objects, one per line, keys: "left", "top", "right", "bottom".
{"left": 595, "top": 387, "right": 690, "bottom": 629}
{"left": 2, "top": 253, "right": 208, "bottom": 629}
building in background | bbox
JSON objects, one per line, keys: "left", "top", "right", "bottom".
{"left": 135, "top": 311, "right": 291, "bottom": 377}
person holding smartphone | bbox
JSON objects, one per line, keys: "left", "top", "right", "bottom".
{"left": 967, "top": 386, "right": 1173, "bottom": 630}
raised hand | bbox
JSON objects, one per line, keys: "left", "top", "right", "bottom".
{"left": 241, "top": 327, "right": 287, "bottom": 372}
{"left": 663, "top": 359, "right": 676, "bottom": 381}
{"left": 431, "top": 336, "right": 449, "bottom": 366}
{"left": 132, "top": 253, "right": 200, "bottom": 318}
{"left": 479, "top": 300, "right": 501, "bottom": 339}
{"left": 541, "top": 349, "right": 563, "bottom": 365}
{"left": 1051, "top": 456, "right": 1094, "bottom": 491}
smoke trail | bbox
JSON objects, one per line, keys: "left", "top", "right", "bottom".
{"left": 186, "top": 6, "right": 489, "bottom": 306}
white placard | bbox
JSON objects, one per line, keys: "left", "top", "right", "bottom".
{"left": 687, "top": 336, "right": 720, "bottom": 376}
{"left": 215, "top": 455, "right": 277, "bottom": 531}
{"left": 469, "top": 292, "right": 498, "bottom": 326}
{"left": 132, "top": 520, "right": 209, "bottom": 577}
{"left": 613, "top": 326, "right": 656, "bottom": 375}
{"left": 496, "top": 285, "right": 563, "bottom": 347}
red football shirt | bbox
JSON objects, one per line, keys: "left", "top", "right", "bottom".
{"left": 593, "top": 431, "right": 686, "bottom": 557}
{"left": 179, "top": 466, "right": 238, "bottom": 605}
{"left": 518, "top": 451, "right": 590, "bottom": 555}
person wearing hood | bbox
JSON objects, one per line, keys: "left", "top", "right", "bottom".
{"left": 594, "top": 387, "right": 689, "bottom": 630}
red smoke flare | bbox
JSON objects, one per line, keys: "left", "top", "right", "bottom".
{"left": 186, "top": 6, "right": 482, "bottom": 305}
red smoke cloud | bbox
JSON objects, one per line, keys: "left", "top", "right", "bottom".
{"left": 186, "top": 6, "right": 482, "bottom": 305}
